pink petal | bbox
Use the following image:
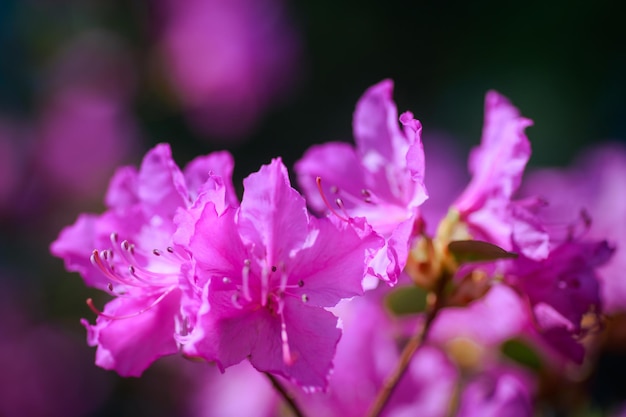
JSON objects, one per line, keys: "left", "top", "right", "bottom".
{"left": 83, "top": 289, "right": 181, "bottom": 377}
{"left": 238, "top": 159, "right": 309, "bottom": 264}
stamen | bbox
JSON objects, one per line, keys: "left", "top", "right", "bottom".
{"left": 279, "top": 263, "right": 288, "bottom": 293}
{"left": 315, "top": 177, "right": 349, "bottom": 222}
{"left": 86, "top": 286, "right": 175, "bottom": 320}
{"left": 231, "top": 293, "right": 244, "bottom": 309}
{"left": 280, "top": 312, "right": 296, "bottom": 366}
{"left": 301, "top": 294, "right": 309, "bottom": 303}
{"left": 90, "top": 250, "right": 137, "bottom": 287}
{"left": 362, "top": 188, "right": 373, "bottom": 204}
{"left": 242, "top": 259, "right": 252, "bottom": 302}
{"left": 261, "top": 266, "right": 269, "bottom": 307}
{"left": 153, "top": 249, "right": 162, "bottom": 256}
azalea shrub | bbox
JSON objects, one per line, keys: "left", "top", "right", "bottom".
{"left": 52, "top": 80, "right": 625, "bottom": 416}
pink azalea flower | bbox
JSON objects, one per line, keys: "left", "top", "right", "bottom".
{"left": 429, "top": 285, "right": 532, "bottom": 351}
{"left": 522, "top": 143, "right": 626, "bottom": 314}
{"left": 178, "top": 159, "right": 382, "bottom": 390}
{"left": 294, "top": 288, "right": 457, "bottom": 417}
{"left": 452, "top": 91, "right": 549, "bottom": 260}
{"left": 51, "top": 143, "right": 236, "bottom": 376}
{"left": 188, "top": 362, "right": 278, "bottom": 417}
{"left": 295, "top": 79, "right": 427, "bottom": 284}
{"left": 156, "top": 0, "right": 301, "bottom": 140}
{"left": 36, "top": 31, "right": 140, "bottom": 199}
{"left": 505, "top": 234, "right": 613, "bottom": 363}
{"left": 456, "top": 365, "right": 535, "bottom": 417}
{"left": 0, "top": 282, "right": 112, "bottom": 417}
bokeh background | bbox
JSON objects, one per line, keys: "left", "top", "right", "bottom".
{"left": 0, "top": 0, "right": 624, "bottom": 416}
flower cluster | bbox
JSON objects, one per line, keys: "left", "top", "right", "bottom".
{"left": 52, "top": 80, "right": 621, "bottom": 416}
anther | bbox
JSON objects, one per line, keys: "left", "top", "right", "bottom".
{"left": 167, "top": 247, "right": 174, "bottom": 254}
{"left": 222, "top": 277, "right": 232, "bottom": 284}
{"left": 153, "top": 249, "right": 162, "bottom": 256}
{"left": 301, "top": 294, "right": 309, "bottom": 303}
{"left": 121, "top": 240, "right": 130, "bottom": 251}
{"left": 271, "top": 265, "right": 277, "bottom": 272}
{"left": 298, "top": 280, "right": 304, "bottom": 287}
{"left": 110, "top": 232, "right": 118, "bottom": 243}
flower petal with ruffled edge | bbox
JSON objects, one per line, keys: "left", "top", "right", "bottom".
{"left": 52, "top": 143, "right": 236, "bottom": 376}
{"left": 295, "top": 80, "right": 427, "bottom": 285}
{"left": 180, "top": 158, "right": 380, "bottom": 389}
{"left": 453, "top": 91, "right": 548, "bottom": 260}
{"left": 82, "top": 290, "right": 181, "bottom": 377}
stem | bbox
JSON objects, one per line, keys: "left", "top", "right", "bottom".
{"left": 365, "top": 276, "right": 449, "bottom": 417}
{"left": 265, "top": 372, "right": 306, "bottom": 417}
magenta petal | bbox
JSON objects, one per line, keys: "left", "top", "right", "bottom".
{"left": 429, "top": 285, "right": 530, "bottom": 347}
{"left": 137, "top": 143, "right": 188, "bottom": 217}
{"left": 104, "top": 166, "right": 139, "bottom": 209}
{"left": 238, "top": 159, "right": 309, "bottom": 262}
{"left": 288, "top": 217, "right": 379, "bottom": 306}
{"left": 294, "top": 142, "right": 367, "bottom": 213}
{"left": 183, "top": 291, "right": 268, "bottom": 371}
{"left": 353, "top": 79, "right": 403, "bottom": 167}
{"left": 84, "top": 290, "right": 181, "bottom": 377}
{"left": 454, "top": 91, "right": 532, "bottom": 215}
{"left": 186, "top": 204, "right": 249, "bottom": 284}
{"left": 250, "top": 298, "right": 341, "bottom": 391}
{"left": 50, "top": 214, "right": 108, "bottom": 289}
{"left": 183, "top": 150, "right": 238, "bottom": 207}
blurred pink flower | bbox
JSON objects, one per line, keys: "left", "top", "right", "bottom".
{"left": 0, "top": 283, "right": 112, "bottom": 417}
{"left": 36, "top": 31, "right": 141, "bottom": 199}
{"left": 522, "top": 143, "right": 626, "bottom": 314}
{"left": 157, "top": 0, "right": 302, "bottom": 140}
{"left": 36, "top": 88, "right": 139, "bottom": 198}
{"left": 297, "top": 292, "right": 457, "bottom": 417}
{"left": 188, "top": 361, "right": 278, "bottom": 417}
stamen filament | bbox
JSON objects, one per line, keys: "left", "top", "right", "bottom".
{"left": 316, "top": 177, "right": 349, "bottom": 222}
{"left": 86, "top": 286, "right": 176, "bottom": 320}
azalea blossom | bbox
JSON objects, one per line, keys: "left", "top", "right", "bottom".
{"left": 522, "top": 143, "right": 626, "bottom": 314}
{"left": 156, "top": 0, "right": 301, "bottom": 140}
{"left": 178, "top": 158, "right": 382, "bottom": 390}
{"left": 450, "top": 91, "right": 548, "bottom": 260}
{"left": 295, "top": 79, "right": 427, "bottom": 284}
{"left": 51, "top": 143, "right": 236, "bottom": 376}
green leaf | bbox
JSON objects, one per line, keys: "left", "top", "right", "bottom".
{"left": 385, "top": 285, "right": 428, "bottom": 316}
{"left": 448, "top": 240, "right": 517, "bottom": 264}
{"left": 500, "top": 338, "right": 543, "bottom": 371}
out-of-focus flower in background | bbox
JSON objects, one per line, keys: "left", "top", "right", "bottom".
{"left": 0, "top": 278, "right": 113, "bottom": 417}
{"left": 34, "top": 31, "right": 141, "bottom": 200}
{"left": 522, "top": 143, "right": 626, "bottom": 315}
{"left": 155, "top": 0, "right": 302, "bottom": 142}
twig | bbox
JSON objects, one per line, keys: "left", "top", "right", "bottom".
{"left": 265, "top": 372, "right": 306, "bottom": 417}
{"left": 365, "top": 276, "right": 449, "bottom": 417}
